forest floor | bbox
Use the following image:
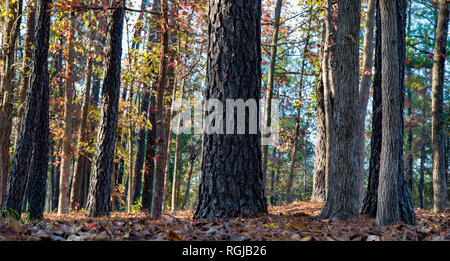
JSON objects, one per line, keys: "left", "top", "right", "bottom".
{"left": 0, "top": 202, "right": 448, "bottom": 241}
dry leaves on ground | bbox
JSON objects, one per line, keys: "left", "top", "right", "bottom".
{"left": 0, "top": 202, "right": 448, "bottom": 241}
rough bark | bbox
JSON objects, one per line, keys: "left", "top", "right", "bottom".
{"left": 27, "top": 59, "right": 50, "bottom": 220}
{"left": 311, "top": 59, "right": 326, "bottom": 202}
{"left": 151, "top": 0, "right": 169, "bottom": 219}
{"left": 319, "top": 0, "right": 361, "bottom": 221}
{"left": 85, "top": 0, "right": 125, "bottom": 217}
{"left": 1, "top": 0, "right": 51, "bottom": 218}
{"left": 262, "top": 0, "right": 283, "bottom": 195}
{"left": 376, "top": 0, "right": 415, "bottom": 226}
{"left": 431, "top": 0, "right": 449, "bottom": 213}
{"left": 376, "top": 0, "right": 402, "bottom": 227}
{"left": 194, "top": 0, "right": 267, "bottom": 220}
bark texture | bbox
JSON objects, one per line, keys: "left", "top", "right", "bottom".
{"left": 194, "top": 0, "right": 267, "bottom": 220}
{"left": 85, "top": 0, "right": 125, "bottom": 217}
{"left": 431, "top": 0, "right": 449, "bottom": 213}
{"left": 151, "top": 0, "right": 169, "bottom": 219}
{"left": 319, "top": 0, "right": 361, "bottom": 221}
{"left": 1, "top": 0, "right": 51, "bottom": 218}
{"left": 376, "top": 0, "right": 415, "bottom": 226}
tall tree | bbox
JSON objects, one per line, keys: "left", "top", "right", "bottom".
{"left": 85, "top": 0, "right": 126, "bottom": 217}
{"left": 194, "top": 0, "right": 267, "bottom": 219}
{"left": 141, "top": 0, "right": 160, "bottom": 213}
{"left": 0, "top": 0, "right": 23, "bottom": 202}
{"left": 319, "top": 0, "right": 361, "bottom": 221}
{"left": 1, "top": 0, "right": 51, "bottom": 219}
{"left": 58, "top": 14, "right": 76, "bottom": 215}
{"left": 311, "top": 25, "right": 327, "bottom": 203}
{"left": 376, "top": 0, "right": 415, "bottom": 226}
{"left": 151, "top": 0, "right": 170, "bottom": 219}
{"left": 431, "top": 0, "right": 449, "bottom": 213}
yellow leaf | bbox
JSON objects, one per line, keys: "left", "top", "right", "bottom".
{"left": 263, "top": 223, "right": 278, "bottom": 228}
{"left": 300, "top": 236, "right": 312, "bottom": 241}
{"left": 167, "top": 230, "right": 183, "bottom": 241}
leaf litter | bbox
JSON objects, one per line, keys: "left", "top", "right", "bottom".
{"left": 0, "top": 202, "right": 448, "bottom": 241}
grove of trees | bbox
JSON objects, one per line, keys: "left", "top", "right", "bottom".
{"left": 0, "top": 0, "right": 448, "bottom": 228}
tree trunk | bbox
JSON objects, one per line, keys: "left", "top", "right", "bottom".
{"left": 0, "top": 0, "right": 23, "bottom": 203}
{"left": 431, "top": 0, "right": 449, "bottom": 213}
{"left": 14, "top": 2, "right": 35, "bottom": 150}
{"left": 376, "top": 0, "right": 415, "bottom": 226}
{"left": 85, "top": 0, "right": 125, "bottom": 217}
{"left": 142, "top": 94, "right": 156, "bottom": 212}
{"left": 194, "top": 0, "right": 267, "bottom": 220}
{"left": 151, "top": 0, "right": 170, "bottom": 219}
{"left": 311, "top": 55, "right": 327, "bottom": 202}
{"left": 1, "top": 0, "right": 51, "bottom": 218}
{"left": 418, "top": 120, "right": 426, "bottom": 209}
{"left": 262, "top": 0, "right": 283, "bottom": 195}
{"left": 357, "top": 0, "right": 376, "bottom": 204}
{"left": 361, "top": 0, "right": 382, "bottom": 217}
{"left": 58, "top": 14, "right": 75, "bottom": 215}
{"left": 319, "top": 0, "right": 361, "bottom": 221}
{"left": 181, "top": 148, "right": 197, "bottom": 210}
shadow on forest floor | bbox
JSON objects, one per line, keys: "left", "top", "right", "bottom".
{"left": 0, "top": 201, "right": 448, "bottom": 241}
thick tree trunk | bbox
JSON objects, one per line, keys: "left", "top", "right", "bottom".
{"left": 194, "top": 0, "right": 267, "bottom": 220}
{"left": 27, "top": 62, "right": 50, "bottom": 220}
{"left": 319, "top": 0, "right": 361, "bottom": 221}
{"left": 376, "top": 0, "right": 415, "bottom": 226}
{"left": 85, "top": 0, "right": 125, "bottom": 217}
{"left": 431, "top": 0, "right": 449, "bottom": 213}
{"left": 1, "top": 0, "right": 51, "bottom": 218}
{"left": 58, "top": 14, "right": 75, "bottom": 215}
{"left": 376, "top": 0, "right": 402, "bottom": 226}
{"left": 262, "top": 0, "right": 283, "bottom": 195}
